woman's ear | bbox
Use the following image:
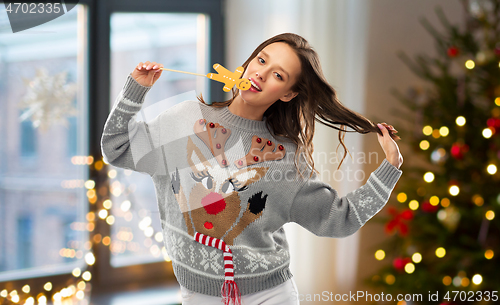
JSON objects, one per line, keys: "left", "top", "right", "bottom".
{"left": 280, "top": 91, "right": 299, "bottom": 102}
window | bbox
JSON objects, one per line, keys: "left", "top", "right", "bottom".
{"left": 0, "top": 0, "right": 223, "bottom": 303}
{"left": 0, "top": 3, "right": 88, "bottom": 285}
{"left": 108, "top": 12, "right": 210, "bottom": 268}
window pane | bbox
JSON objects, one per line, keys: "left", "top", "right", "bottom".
{"left": 0, "top": 5, "right": 88, "bottom": 280}
{"left": 109, "top": 13, "right": 210, "bottom": 267}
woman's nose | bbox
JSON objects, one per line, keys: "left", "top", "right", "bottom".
{"left": 256, "top": 71, "right": 265, "bottom": 81}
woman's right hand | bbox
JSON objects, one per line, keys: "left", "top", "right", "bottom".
{"left": 377, "top": 122, "right": 403, "bottom": 169}
{"left": 131, "top": 61, "right": 164, "bottom": 87}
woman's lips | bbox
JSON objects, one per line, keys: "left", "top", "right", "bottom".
{"left": 248, "top": 86, "right": 260, "bottom": 93}
{"left": 249, "top": 77, "right": 262, "bottom": 92}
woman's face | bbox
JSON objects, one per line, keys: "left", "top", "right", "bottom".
{"left": 239, "top": 42, "right": 301, "bottom": 110}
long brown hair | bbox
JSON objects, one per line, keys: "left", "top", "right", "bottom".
{"left": 199, "top": 33, "right": 395, "bottom": 177}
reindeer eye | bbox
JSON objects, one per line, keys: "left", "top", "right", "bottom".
{"left": 190, "top": 171, "right": 214, "bottom": 190}
{"left": 221, "top": 180, "right": 235, "bottom": 194}
{"left": 201, "top": 176, "right": 213, "bottom": 189}
{"left": 226, "top": 178, "right": 248, "bottom": 192}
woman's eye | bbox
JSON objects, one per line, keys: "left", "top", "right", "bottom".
{"left": 258, "top": 57, "right": 265, "bottom": 64}
{"left": 275, "top": 72, "right": 283, "bottom": 80}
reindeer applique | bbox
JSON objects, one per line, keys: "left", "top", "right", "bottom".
{"left": 170, "top": 119, "right": 286, "bottom": 245}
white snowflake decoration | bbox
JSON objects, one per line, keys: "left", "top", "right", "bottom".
{"left": 18, "top": 68, "right": 78, "bottom": 132}
{"left": 244, "top": 252, "right": 271, "bottom": 272}
{"left": 169, "top": 234, "right": 186, "bottom": 260}
{"left": 199, "top": 248, "right": 222, "bottom": 273}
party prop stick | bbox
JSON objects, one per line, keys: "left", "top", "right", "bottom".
{"left": 160, "top": 63, "right": 251, "bottom": 92}
{"left": 159, "top": 68, "right": 206, "bottom": 77}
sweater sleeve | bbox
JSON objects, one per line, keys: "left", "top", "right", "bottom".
{"left": 289, "top": 159, "right": 402, "bottom": 238}
{"left": 100, "top": 74, "right": 165, "bottom": 177}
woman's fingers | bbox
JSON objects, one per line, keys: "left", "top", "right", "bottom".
{"left": 131, "top": 61, "right": 163, "bottom": 87}
{"left": 379, "top": 122, "right": 400, "bottom": 140}
{"left": 377, "top": 123, "right": 403, "bottom": 168}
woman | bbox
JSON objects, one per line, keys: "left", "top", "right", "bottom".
{"left": 101, "top": 33, "right": 403, "bottom": 305}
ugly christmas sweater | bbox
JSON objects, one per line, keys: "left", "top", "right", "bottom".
{"left": 101, "top": 75, "right": 403, "bottom": 297}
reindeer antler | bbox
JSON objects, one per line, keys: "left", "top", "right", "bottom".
{"left": 235, "top": 135, "right": 286, "bottom": 168}
{"left": 193, "top": 119, "right": 232, "bottom": 167}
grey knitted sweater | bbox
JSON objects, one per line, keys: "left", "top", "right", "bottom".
{"left": 101, "top": 75, "right": 403, "bottom": 296}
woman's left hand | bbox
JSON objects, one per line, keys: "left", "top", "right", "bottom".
{"left": 377, "top": 123, "right": 403, "bottom": 169}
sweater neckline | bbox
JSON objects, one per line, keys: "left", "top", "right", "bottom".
{"left": 217, "top": 105, "right": 269, "bottom": 133}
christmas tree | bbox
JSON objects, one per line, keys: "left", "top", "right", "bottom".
{"left": 367, "top": 0, "right": 500, "bottom": 304}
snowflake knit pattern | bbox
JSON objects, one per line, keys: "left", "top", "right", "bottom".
{"left": 101, "top": 75, "right": 403, "bottom": 299}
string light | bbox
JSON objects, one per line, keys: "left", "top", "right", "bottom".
{"left": 76, "top": 290, "right": 85, "bottom": 300}
{"left": 429, "top": 196, "right": 440, "bottom": 206}
{"left": 409, "top": 200, "right": 419, "bottom": 210}
{"left": 449, "top": 185, "right": 460, "bottom": 196}
{"left": 482, "top": 128, "right": 493, "bottom": 138}
{"left": 435, "top": 247, "right": 446, "bottom": 258}
{"left": 22, "top": 285, "right": 30, "bottom": 293}
{"left": 82, "top": 271, "right": 92, "bottom": 281}
{"left": 154, "top": 232, "right": 163, "bottom": 242}
{"left": 437, "top": 210, "right": 447, "bottom": 221}
{"left": 487, "top": 164, "right": 497, "bottom": 175}
{"left": 412, "top": 252, "right": 422, "bottom": 263}
{"left": 107, "top": 169, "right": 117, "bottom": 178}
{"left": 423, "top": 172, "right": 435, "bottom": 183}
{"left": 472, "top": 274, "right": 483, "bottom": 285}
{"left": 485, "top": 249, "right": 494, "bottom": 259}
{"left": 472, "top": 194, "right": 484, "bottom": 206}
{"left": 461, "top": 277, "right": 470, "bottom": 287}
{"left": 404, "top": 263, "right": 415, "bottom": 274}
{"left": 84, "top": 252, "right": 95, "bottom": 265}
{"left": 84, "top": 180, "right": 95, "bottom": 189}
{"left": 440, "top": 198, "right": 450, "bottom": 207}
{"left": 397, "top": 192, "right": 407, "bottom": 203}
{"left": 496, "top": 97, "right": 500, "bottom": 106}
{"left": 465, "top": 59, "right": 475, "bottom": 69}
{"left": 432, "top": 129, "right": 440, "bottom": 138}
{"left": 98, "top": 209, "right": 108, "bottom": 219}
{"left": 420, "top": 140, "right": 430, "bottom": 150}
{"left": 103, "top": 199, "right": 112, "bottom": 209}
{"left": 385, "top": 274, "right": 395, "bottom": 285}
{"left": 456, "top": 116, "right": 466, "bottom": 126}
{"left": 439, "top": 126, "right": 449, "bottom": 137}
{"left": 375, "top": 250, "right": 385, "bottom": 260}
{"left": 121, "top": 200, "right": 131, "bottom": 212}
{"left": 422, "top": 125, "right": 433, "bottom": 136}
{"left": 443, "top": 276, "right": 452, "bottom": 286}
{"left": 485, "top": 210, "right": 495, "bottom": 220}
{"left": 37, "top": 295, "right": 47, "bottom": 304}
{"left": 106, "top": 215, "right": 115, "bottom": 225}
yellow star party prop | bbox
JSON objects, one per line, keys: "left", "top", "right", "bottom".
{"left": 160, "top": 63, "right": 251, "bottom": 92}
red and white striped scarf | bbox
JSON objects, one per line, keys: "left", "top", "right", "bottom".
{"left": 194, "top": 232, "right": 241, "bottom": 305}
